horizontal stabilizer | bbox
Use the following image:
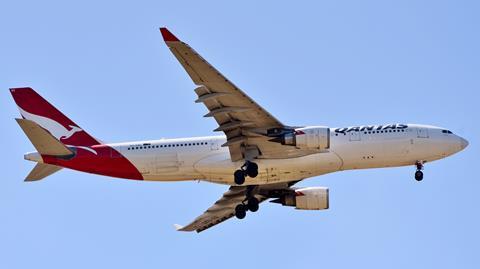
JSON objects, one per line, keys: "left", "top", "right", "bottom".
{"left": 16, "top": 118, "right": 74, "bottom": 156}
{"left": 25, "top": 163, "right": 62, "bottom": 181}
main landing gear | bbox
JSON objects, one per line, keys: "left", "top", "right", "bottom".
{"left": 415, "top": 161, "right": 424, "bottom": 181}
{"left": 234, "top": 187, "right": 260, "bottom": 219}
{"left": 233, "top": 161, "right": 258, "bottom": 185}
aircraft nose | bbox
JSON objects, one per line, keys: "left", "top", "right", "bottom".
{"left": 459, "top": 137, "right": 469, "bottom": 150}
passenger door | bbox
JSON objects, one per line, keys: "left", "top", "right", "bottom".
{"left": 417, "top": 128, "right": 429, "bottom": 138}
{"left": 155, "top": 152, "right": 180, "bottom": 173}
{"left": 210, "top": 140, "right": 219, "bottom": 151}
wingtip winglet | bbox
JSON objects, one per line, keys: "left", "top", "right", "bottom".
{"left": 160, "top": 27, "right": 180, "bottom": 42}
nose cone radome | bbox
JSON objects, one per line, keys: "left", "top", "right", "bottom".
{"left": 459, "top": 137, "right": 469, "bottom": 151}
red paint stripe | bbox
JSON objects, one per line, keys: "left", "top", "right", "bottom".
{"left": 295, "top": 191, "right": 305, "bottom": 196}
{"left": 43, "top": 145, "right": 143, "bottom": 180}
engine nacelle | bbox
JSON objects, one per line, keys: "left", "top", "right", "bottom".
{"left": 272, "top": 187, "right": 329, "bottom": 210}
{"left": 278, "top": 126, "right": 330, "bottom": 150}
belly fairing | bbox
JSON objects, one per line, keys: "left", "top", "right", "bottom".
{"left": 194, "top": 151, "right": 342, "bottom": 185}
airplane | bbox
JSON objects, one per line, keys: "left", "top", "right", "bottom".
{"left": 10, "top": 27, "right": 468, "bottom": 233}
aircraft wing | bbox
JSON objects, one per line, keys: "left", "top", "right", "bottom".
{"left": 175, "top": 182, "right": 297, "bottom": 233}
{"left": 160, "top": 28, "right": 313, "bottom": 161}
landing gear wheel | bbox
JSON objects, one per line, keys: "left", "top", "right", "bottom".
{"left": 244, "top": 162, "right": 258, "bottom": 178}
{"left": 235, "top": 204, "right": 247, "bottom": 219}
{"left": 247, "top": 197, "right": 259, "bottom": 212}
{"left": 415, "top": 170, "right": 424, "bottom": 181}
{"left": 234, "top": 170, "right": 246, "bottom": 185}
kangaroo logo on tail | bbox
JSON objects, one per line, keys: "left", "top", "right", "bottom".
{"left": 61, "top": 125, "right": 83, "bottom": 140}
{"left": 19, "top": 107, "right": 84, "bottom": 141}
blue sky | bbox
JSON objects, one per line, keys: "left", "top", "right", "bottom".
{"left": 1, "top": 0, "right": 479, "bottom": 268}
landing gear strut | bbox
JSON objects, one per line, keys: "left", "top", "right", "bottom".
{"left": 415, "top": 161, "right": 424, "bottom": 181}
{"left": 234, "top": 186, "right": 260, "bottom": 219}
{"left": 243, "top": 161, "right": 258, "bottom": 178}
{"left": 233, "top": 161, "right": 258, "bottom": 185}
{"left": 247, "top": 197, "right": 259, "bottom": 212}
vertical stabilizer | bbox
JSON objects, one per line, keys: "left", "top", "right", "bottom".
{"left": 10, "top": 87, "right": 100, "bottom": 146}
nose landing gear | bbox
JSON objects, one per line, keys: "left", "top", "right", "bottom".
{"left": 415, "top": 161, "right": 424, "bottom": 181}
{"left": 233, "top": 161, "right": 258, "bottom": 185}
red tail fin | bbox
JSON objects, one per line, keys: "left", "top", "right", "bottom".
{"left": 10, "top": 87, "right": 100, "bottom": 146}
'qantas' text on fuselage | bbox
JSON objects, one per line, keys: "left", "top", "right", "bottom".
{"left": 334, "top": 124, "right": 408, "bottom": 134}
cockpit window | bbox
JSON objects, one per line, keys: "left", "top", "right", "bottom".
{"left": 442, "top": 130, "right": 453, "bottom": 134}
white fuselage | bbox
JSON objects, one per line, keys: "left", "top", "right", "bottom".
{"left": 108, "top": 124, "right": 467, "bottom": 185}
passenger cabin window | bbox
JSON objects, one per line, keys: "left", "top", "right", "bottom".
{"left": 125, "top": 141, "right": 214, "bottom": 150}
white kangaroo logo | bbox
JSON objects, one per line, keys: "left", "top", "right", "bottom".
{"left": 19, "top": 107, "right": 84, "bottom": 141}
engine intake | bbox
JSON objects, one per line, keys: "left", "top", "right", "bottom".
{"left": 271, "top": 187, "right": 329, "bottom": 210}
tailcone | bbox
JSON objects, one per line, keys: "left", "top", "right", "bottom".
{"left": 24, "top": 151, "right": 43, "bottom": 163}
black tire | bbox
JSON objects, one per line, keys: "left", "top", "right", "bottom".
{"left": 234, "top": 170, "right": 246, "bottom": 185}
{"left": 247, "top": 197, "right": 259, "bottom": 212}
{"left": 245, "top": 162, "right": 258, "bottom": 178}
{"left": 235, "top": 204, "right": 247, "bottom": 219}
{"left": 415, "top": 170, "right": 423, "bottom": 181}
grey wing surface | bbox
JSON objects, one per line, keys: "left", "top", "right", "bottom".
{"left": 160, "top": 28, "right": 318, "bottom": 161}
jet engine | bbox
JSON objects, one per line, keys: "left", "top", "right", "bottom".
{"left": 271, "top": 187, "right": 329, "bottom": 210}
{"left": 269, "top": 126, "right": 330, "bottom": 150}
